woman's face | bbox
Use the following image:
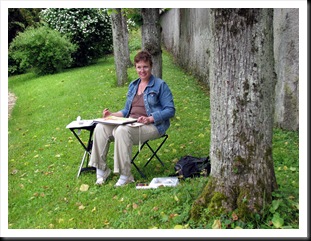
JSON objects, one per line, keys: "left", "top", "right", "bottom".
{"left": 135, "top": 60, "right": 152, "bottom": 82}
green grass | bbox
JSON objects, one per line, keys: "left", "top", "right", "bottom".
{"left": 8, "top": 50, "right": 299, "bottom": 230}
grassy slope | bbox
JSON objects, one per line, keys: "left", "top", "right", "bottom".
{"left": 8, "top": 51, "right": 299, "bottom": 229}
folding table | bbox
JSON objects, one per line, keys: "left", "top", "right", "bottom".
{"left": 66, "top": 120, "right": 97, "bottom": 177}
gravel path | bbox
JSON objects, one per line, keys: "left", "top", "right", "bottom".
{"left": 8, "top": 91, "right": 17, "bottom": 119}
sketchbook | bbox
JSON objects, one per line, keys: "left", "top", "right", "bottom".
{"left": 93, "top": 116, "right": 137, "bottom": 125}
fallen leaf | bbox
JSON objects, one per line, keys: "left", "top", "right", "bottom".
{"left": 235, "top": 226, "right": 243, "bottom": 229}
{"left": 80, "top": 184, "right": 89, "bottom": 192}
{"left": 212, "top": 219, "right": 222, "bottom": 229}
{"left": 289, "top": 167, "right": 296, "bottom": 171}
{"left": 79, "top": 205, "right": 85, "bottom": 210}
{"left": 232, "top": 212, "right": 238, "bottom": 221}
{"left": 174, "top": 225, "right": 183, "bottom": 229}
{"left": 20, "top": 173, "right": 27, "bottom": 177}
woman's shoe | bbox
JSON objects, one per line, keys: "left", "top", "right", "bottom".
{"left": 95, "top": 168, "right": 111, "bottom": 185}
{"left": 114, "top": 174, "right": 135, "bottom": 187}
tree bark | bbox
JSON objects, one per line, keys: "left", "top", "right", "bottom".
{"left": 191, "top": 9, "right": 278, "bottom": 222}
{"left": 141, "top": 8, "right": 162, "bottom": 79}
{"left": 111, "top": 8, "right": 132, "bottom": 86}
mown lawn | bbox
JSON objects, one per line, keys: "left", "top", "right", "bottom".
{"left": 8, "top": 50, "right": 299, "bottom": 232}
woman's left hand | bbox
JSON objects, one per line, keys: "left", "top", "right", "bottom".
{"left": 137, "top": 116, "right": 153, "bottom": 124}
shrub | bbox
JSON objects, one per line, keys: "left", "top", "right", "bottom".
{"left": 9, "top": 26, "right": 77, "bottom": 75}
{"left": 40, "top": 8, "right": 113, "bottom": 67}
{"left": 8, "top": 51, "right": 27, "bottom": 76}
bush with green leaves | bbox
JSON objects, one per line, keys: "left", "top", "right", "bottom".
{"left": 40, "top": 8, "right": 113, "bottom": 67}
{"left": 9, "top": 26, "right": 77, "bottom": 75}
{"left": 8, "top": 52, "right": 28, "bottom": 76}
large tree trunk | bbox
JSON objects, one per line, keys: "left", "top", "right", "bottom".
{"left": 141, "top": 8, "right": 162, "bottom": 79}
{"left": 111, "top": 8, "right": 131, "bottom": 86}
{"left": 191, "top": 9, "right": 278, "bottom": 222}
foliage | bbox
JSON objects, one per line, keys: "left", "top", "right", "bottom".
{"left": 8, "top": 26, "right": 77, "bottom": 76}
{"left": 123, "top": 8, "right": 143, "bottom": 30}
{"left": 8, "top": 8, "right": 43, "bottom": 44}
{"left": 122, "top": 8, "right": 170, "bottom": 30}
{"left": 107, "top": 8, "right": 141, "bottom": 31}
{"left": 128, "top": 28, "right": 142, "bottom": 52}
{"left": 8, "top": 50, "right": 299, "bottom": 230}
{"left": 8, "top": 52, "right": 28, "bottom": 76}
{"left": 8, "top": 8, "right": 43, "bottom": 75}
{"left": 189, "top": 128, "right": 299, "bottom": 229}
{"left": 40, "top": 8, "right": 113, "bottom": 67}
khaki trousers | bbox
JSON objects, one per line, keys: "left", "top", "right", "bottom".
{"left": 88, "top": 123, "right": 161, "bottom": 176}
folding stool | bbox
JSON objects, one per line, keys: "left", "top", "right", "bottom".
{"left": 131, "top": 134, "right": 169, "bottom": 178}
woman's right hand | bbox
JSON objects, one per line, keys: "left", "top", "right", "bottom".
{"left": 102, "top": 108, "right": 111, "bottom": 118}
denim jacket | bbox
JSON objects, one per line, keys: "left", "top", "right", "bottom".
{"left": 120, "top": 75, "right": 175, "bottom": 135}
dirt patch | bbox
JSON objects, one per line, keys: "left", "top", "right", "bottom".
{"left": 8, "top": 91, "right": 17, "bottom": 119}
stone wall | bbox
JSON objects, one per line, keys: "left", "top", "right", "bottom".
{"left": 273, "top": 8, "right": 299, "bottom": 131}
{"left": 161, "top": 9, "right": 212, "bottom": 85}
{"left": 160, "top": 8, "right": 299, "bottom": 131}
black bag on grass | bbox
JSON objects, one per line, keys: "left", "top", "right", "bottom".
{"left": 174, "top": 155, "right": 211, "bottom": 179}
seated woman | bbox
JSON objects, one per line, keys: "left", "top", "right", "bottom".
{"left": 88, "top": 50, "right": 175, "bottom": 187}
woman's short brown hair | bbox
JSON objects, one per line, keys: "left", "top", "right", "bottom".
{"left": 134, "top": 50, "right": 153, "bottom": 67}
